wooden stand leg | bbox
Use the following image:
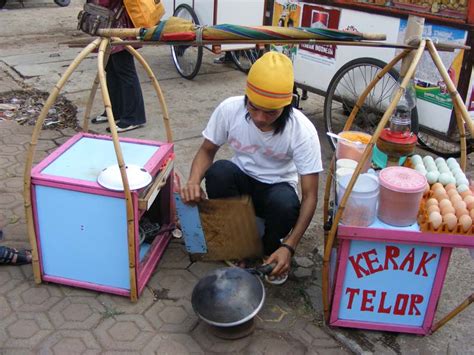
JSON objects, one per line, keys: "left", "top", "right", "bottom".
{"left": 431, "top": 293, "right": 474, "bottom": 333}
{"left": 113, "top": 38, "right": 173, "bottom": 143}
{"left": 97, "top": 38, "right": 138, "bottom": 302}
{"left": 322, "top": 41, "right": 427, "bottom": 322}
{"left": 426, "top": 39, "right": 473, "bottom": 170}
{"left": 23, "top": 38, "right": 101, "bottom": 284}
{"left": 82, "top": 49, "right": 111, "bottom": 132}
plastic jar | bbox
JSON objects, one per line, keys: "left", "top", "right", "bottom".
{"left": 378, "top": 166, "right": 427, "bottom": 226}
{"left": 336, "top": 167, "right": 355, "bottom": 183}
{"left": 336, "top": 158, "right": 358, "bottom": 170}
{"left": 337, "top": 173, "right": 379, "bottom": 227}
{"left": 336, "top": 131, "right": 372, "bottom": 172}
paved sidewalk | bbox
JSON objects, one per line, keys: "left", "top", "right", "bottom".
{"left": 1, "top": 1, "right": 473, "bottom": 354}
{"left": 0, "top": 119, "right": 348, "bottom": 353}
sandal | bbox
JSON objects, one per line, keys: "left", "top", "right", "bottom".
{"left": 91, "top": 114, "right": 108, "bottom": 124}
{"left": 265, "top": 272, "right": 289, "bottom": 285}
{"left": 0, "top": 246, "right": 32, "bottom": 265}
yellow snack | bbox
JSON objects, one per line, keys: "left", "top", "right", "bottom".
{"left": 339, "top": 131, "right": 371, "bottom": 144}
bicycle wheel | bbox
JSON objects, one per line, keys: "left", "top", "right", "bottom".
{"left": 417, "top": 129, "right": 469, "bottom": 158}
{"left": 324, "top": 58, "right": 419, "bottom": 150}
{"left": 230, "top": 48, "right": 264, "bottom": 73}
{"left": 170, "top": 4, "right": 203, "bottom": 80}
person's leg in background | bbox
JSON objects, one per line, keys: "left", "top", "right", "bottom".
{"left": 105, "top": 55, "right": 123, "bottom": 123}
{"left": 107, "top": 50, "right": 146, "bottom": 132}
{"left": 253, "top": 182, "right": 300, "bottom": 256}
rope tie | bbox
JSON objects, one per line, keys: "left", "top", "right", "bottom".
{"left": 195, "top": 25, "right": 205, "bottom": 46}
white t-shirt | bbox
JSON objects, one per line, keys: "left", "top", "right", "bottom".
{"left": 203, "top": 96, "right": 323, "bottom": 188}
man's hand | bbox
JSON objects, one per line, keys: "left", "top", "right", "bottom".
{"left": 180, "top": 182, "right": 206, "bottom": 204}
{"left": 180, "top": 139, "right": 219, "bottom": 204}
{"left": 265, "top": 246, "right": 292, "bottom": 276}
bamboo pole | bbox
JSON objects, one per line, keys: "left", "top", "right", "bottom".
{"left": 63, "top": 37, "right": 469, "bottom": 51}
{"left": 343, "top": 49, "right": 411, "bottom": 132}
{"left": 112, "top": 38, "right": 173, "bottom": 142}
{"left": 321, "top": 49, "right": 409, "bottom": 317}
{"left": 23, "top": 38, "right": 101, "bottom": 283}
{"left": 97, "top": 38, "right": 138, "bottom": 302}
{"left": 321, "top": 40, "right": 427, "bottom": 322}
{"left": 65, "top": 38, "right": 468, "bottom": 51}
{"left": 323, "top": 156, "right": 335, "bottom": 227}
{"left": 320, "top": 49, "right": 409, "bottom": 317}
{"left": 97, "top": 27, "right": 386, "bottom": 41}
{"left": 431, "top": 293, "right": 474, "bottom": 333}
{"left": 82, "top": 49, "right": 111, "bottom": 132}
{"left": 453, "top": 101, "right": 468, "bottom": 169}
{"left": 426, "top": 40, "right": 474, "bottom": 169}
{"left": 82, "top": 74, "right": 100, "bottom": 132}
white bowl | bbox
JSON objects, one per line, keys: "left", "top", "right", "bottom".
{"left": 97, "top": 164, "right": 152, "bottom": 191}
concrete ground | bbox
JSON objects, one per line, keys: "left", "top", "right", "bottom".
{"left": 0, "top": 1, "right": 473, "bottom": 354}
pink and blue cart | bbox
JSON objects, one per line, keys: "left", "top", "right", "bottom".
{"left": 328, "top": 220, "right": 474, "bottom": 334}
{"left": 29, "top": 133, "right": 174, "bottom": 300}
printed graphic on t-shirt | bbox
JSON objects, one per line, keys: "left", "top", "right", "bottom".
{"left": 228, "top": 136, "right": 289, "bottom": 161}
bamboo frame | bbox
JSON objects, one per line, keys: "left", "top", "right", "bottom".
{"left": 96, "top": 38, "right": 139, "bottom": 301}
{"left": 82, "top": 39, "right": 173, "bottom": 142}
{"left": 322, "top": 38, "right": 474, "bottom": 332}
{"left": 426, "top": 40, "right": 474, "bottom": 170}
{"left": 431, "top": 293, "right": 474, "bottom": 333}
{"left": 322, "top": 40, "right": 427, "bottom": 322}
{"left": 23, "top": 38, "right": 101, "bottom": 283}
{"left": 24, "top": 35, "right": 173, "bottom": 301}
{"left": 24, "top": 30, "right": 472, "bottom": 328}
{"left": 65, "top": 37, "right": 469, "bottom": 52}
{"left": 97, "top": 27, "right": 387, "bottom": 41}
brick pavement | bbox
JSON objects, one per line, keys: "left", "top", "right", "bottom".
{"left": 0, "top": 120, "right": 349, "bottom": 354}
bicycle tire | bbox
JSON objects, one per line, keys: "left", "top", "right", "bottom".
{"left": 170, "top": 4, "right": 203, "bottom": 80}
{"left": 324, "top": 57, "right": 419, "bottom": 150}
{"left": 417, "top": 131, "right": 467, "bottom": 158}
{"left": 230, "top": 48, "right": 264, "bottom": 73}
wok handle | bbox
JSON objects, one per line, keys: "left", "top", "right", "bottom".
{"left": 256, "top": 263, "right": 275, "bottom": 275}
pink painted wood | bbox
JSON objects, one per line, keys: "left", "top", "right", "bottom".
{"left": 31, "top": 132, "right": 84, "bottom": 176}
{"left": 31, "top": 132, "right": 175, "bottom": 299}
{"left": 43, "top": 275, "right": 129, "bottom": 297}
{"left": 31, "top": 185, "right": 45, "bottom": 276}
{"left": 137, "top": 231, "right": 172, "bottom": 296}
{"left": 329, "top": 240, "right": 351, "bottom": 325}
{"left": 31, "top": 132, "right": 173, "bottom": 191}
{"left": 338, "top": 225, "right": 474, "bottom": 248}
{"left": 329, "top": 238, "right": 453, "bottom": 335}
{"left": 331, "top": 319, "right": 426, "bottom": 335}
{"left": 422, "top": 248, "right": 452, "bottom": 333}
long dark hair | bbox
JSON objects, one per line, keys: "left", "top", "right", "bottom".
{"left": 244, "top": 96, "right": 293, "bottom": 135}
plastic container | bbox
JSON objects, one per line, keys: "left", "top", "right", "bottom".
{"left": 378, "top": 166, "right": 427, "bottom": 226}
{"left": 337, "top": 173, "right": 379, "bottom": 227}
{"left": 336, "top": 131, "right": 372, "bottom": 172}
{"left": 336, "top": 167, "right": 355, "bottom": 182}
{"left": 336, "top": 158, "right": 358, "bottom": 170}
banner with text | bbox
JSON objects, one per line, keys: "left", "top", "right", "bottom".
{"left": 338, "top": 240, "right": 441, "bottom": 326}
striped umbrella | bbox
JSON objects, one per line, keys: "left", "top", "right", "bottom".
{"left": 139, "top": 17, "right": 376, "bottom": 42}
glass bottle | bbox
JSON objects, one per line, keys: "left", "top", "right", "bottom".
{"left": 389, "top": 78, "right": 417, "bottom": 136}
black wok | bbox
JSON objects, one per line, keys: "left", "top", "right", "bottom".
{"left": 191, "top": 264, "right": 274, "bottom": 327}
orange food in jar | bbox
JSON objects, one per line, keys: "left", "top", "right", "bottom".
{"left": 339, "top": 131, "right": 371, "bottom": 144}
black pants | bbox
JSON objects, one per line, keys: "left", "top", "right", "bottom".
{"left": 106, "top": 50, "right": 146, "bottom": 126}
{"left": 205, "top": 160, "right": 300, "bottom": 255}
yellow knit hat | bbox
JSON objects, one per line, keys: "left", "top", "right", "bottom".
{"left": 245, "top": 52, "right": 294, "bottom": 110}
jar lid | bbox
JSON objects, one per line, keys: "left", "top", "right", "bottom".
{"left": 379, "top": 166, "right": 426, "bottom": 193}
{"left": 338, "top": 173, "right": 379, "bottom": 193}
{"left": 336, "top": 158, "right": 358, "bottom": 169}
